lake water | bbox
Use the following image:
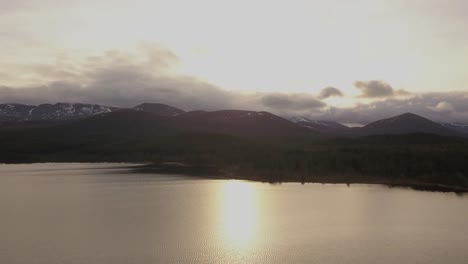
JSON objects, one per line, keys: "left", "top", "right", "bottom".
{"left": 1, "top": 163, "right": 467, "bottom": 264}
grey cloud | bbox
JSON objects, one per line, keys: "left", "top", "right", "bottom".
{"left": 395, "top": 89, "right": 413, "bottom": 96}
{"left": 354, "top": 80, "right": 395, "bottom": 98}
{"left": 318, "top": 86, "right": 343, "bottom": 99}
{"left": 429, "top": 101, "right": 455, "bottom": 113}
{"left": 354, "top": 80, "right": 412, "bottom": 99}
{"left": 307, "top": 91, "right": 468, "bottom": 125}
{"left": 0, "top": 47, "right": 327, "bottom": 114}
{"left": 260, "top": 93, "right": 326, "bottom": 113}
{"left": 0, "top": 48, "right": 231, "bottom": 110}
{"left": 1, "top": 47, "right": 468, "bottom": 125}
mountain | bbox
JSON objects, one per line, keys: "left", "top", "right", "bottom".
{"left": 1, "top": 108, "right": 467, "bottom": 190}
{"left": 0, "top": 108, "right": 316, "bottom": 163}
{"left": 0, "top": 104, "right": 34, "bottom": 121}
{"left": 173, "top": 110, "right": 313, "bottom": 139}
{"left": 2, "top": 102, "right": 467, "bottom": 138}
{"left": 73, "top": 108, "right": 307, "bottom": 139}
{"left": 133, "top": 103, "right": 185, "bottom": 116}
{"left": 289, "top": 116, "right": 349, "bottom": 134}
{"left": 0, "top": 103, "right": 117, "bottom": 122}
{"left": 0, "top": 102, "right": 184, "bottom": 122}
{"left": 7, "top": 108, "right": 313, "bottom": 144}
{"left": 358, "top": 113, "right": 456, "bottom": 136}
{"left": 442, "top": 123, "right": 468, "bottom": 135}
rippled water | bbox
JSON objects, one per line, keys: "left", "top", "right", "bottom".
{"left": 1, "top": 163, "right": 467, "bottom": 264}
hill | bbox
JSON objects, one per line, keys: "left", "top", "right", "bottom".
{"left": 172, "top": 110, "right": 314, "bottom": 138}
{"left": 289, "top": 116, "right": 350, "bottom": 134}
{"left": 0, "top": 103, "right": 117, "bottom": 121}
{"left": 1, "top": 109, "right": 468, "bottom": 190}
{"left": 357, "top": 113, "right": 456, "bottom": 136}
{"left": 133, "top": 103, "right": 185, "bottom": 116}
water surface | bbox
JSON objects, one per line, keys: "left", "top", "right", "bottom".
{"left": 1, "top": 163, "right": 467, "bottom": 264}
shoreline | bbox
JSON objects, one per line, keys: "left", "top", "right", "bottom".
{"left": 1, "top": 161, "right": 467, "bottom": 194}
{"left": 131, "top": 162, "right": 468, "bottom": 194}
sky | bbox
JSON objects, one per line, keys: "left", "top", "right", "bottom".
{"left": 1, "top": 0, "right": 468, "bottom": 124}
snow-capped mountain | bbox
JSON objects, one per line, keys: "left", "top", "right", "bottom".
{"left": 289, "top": 114, "right": 466, "bottom": 137}
{"left": 0, "top": 102, "right": 186, "bottom": 122}
{"left": 2, "top": 101, "right": 468, "bottom": 138}
{"left": 442, "top": 122, "right": 468, "bottom": 134}
{"left": 289, "top": 116, "right": 349, "bottom": 133}
{"left": 133, "top": 103, "right": 185, "bottom": 116}
{"left": 0, "top": 103, "right": 117, "bottom": 121}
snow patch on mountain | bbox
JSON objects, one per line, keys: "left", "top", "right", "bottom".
{"left": 0, "top": 103, "right": 115, "bottom": 121}
{"left": 288, "top": 116, "right": 349, "bottom": 132}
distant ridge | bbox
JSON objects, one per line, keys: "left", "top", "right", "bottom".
{"left": 289, "top": 116, "right": 349, "bottom": 134}
{"left": 358, "top": 113, "right": 456, "bottom": 136}
{"left": 133, "top": 103, "right": 185, "bottom": 117}
{"left": 443, "top": 122, "right": 468, "bottom": 134}
{"left": 173, "top": 110, "right": 312, "bottom": 138}
{"left": 0, "top": 102, "right": 184, "bottom": 121}
{"left": 1, "top": 102, "right": 467, "bottom": 137}
{"left": 0, "top": 103, "right": 116, "bottom": 121}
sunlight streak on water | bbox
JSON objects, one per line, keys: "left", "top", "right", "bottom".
{"left": 218, "top": 180, "right": 258, "bottom": 249}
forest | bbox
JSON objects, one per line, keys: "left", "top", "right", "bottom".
{"left": 1, "top": 121, "right": 467, "bottom": 192}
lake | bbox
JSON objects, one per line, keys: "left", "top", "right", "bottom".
{"left": 1, "top": 163, "right": 467, "bottom": 264}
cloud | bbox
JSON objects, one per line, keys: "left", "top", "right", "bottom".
{"left": 1, "top": 46, "right": 468, "bottom": 125}
{"left": 354, "top": 80, "right": 394, "bottom": 98}
{"left": 308, "top": 92, "right": 468, "bottom": 125}
{"left": 0, "top": 46, "right": 326, "bottom": 116}
{"left": 260, "top": 93, "right": 326, "bottom": 111}
{"left": 395, "top": 89, "right": 412, "bottom": 96}
{"left": 429, "top": 101, "right": 455, "bottom": 113}
{"left": 318, "top": 86, "right": 343, "bottom": 99}
{"left": 353, "top": 80, "right": 413, "bottom": 98}
{"left": 0, "top": 47, "right": 225, "bottom": 109}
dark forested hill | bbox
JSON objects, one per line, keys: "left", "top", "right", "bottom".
{"left": 357, "top": 113, "right": 456, "bottom": 136}
{"left": 171, "top": 110, "right": 314, "bottom": 138}
{"left": 1, "top": 106, "right": 468, "bottom": 191}
{"left": 133, "top": 103, "right": 185, "bottom": 116}
{"left": 1, "top": 107, "right": 467, "bottom": 161}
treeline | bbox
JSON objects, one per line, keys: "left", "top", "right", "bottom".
{"left": 210, "top": 143, "right": 468, "bottom": 188}
{"left": 1, "top": 126, "right": 468, "bottom": 189}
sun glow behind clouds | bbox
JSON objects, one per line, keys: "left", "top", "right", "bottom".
{"left": 219, "top": 180, "right": 258, "bottom": 248}
{"left": 2, "top": 0, "right": 468, "bottom": 95}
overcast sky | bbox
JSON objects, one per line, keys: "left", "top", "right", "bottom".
{"left": 1, "top": 0, "right": 468, "bottom": 124}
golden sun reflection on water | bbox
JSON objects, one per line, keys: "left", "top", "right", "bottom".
{"left": 218, "top": 180, "right": 258, "bottom": 249}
